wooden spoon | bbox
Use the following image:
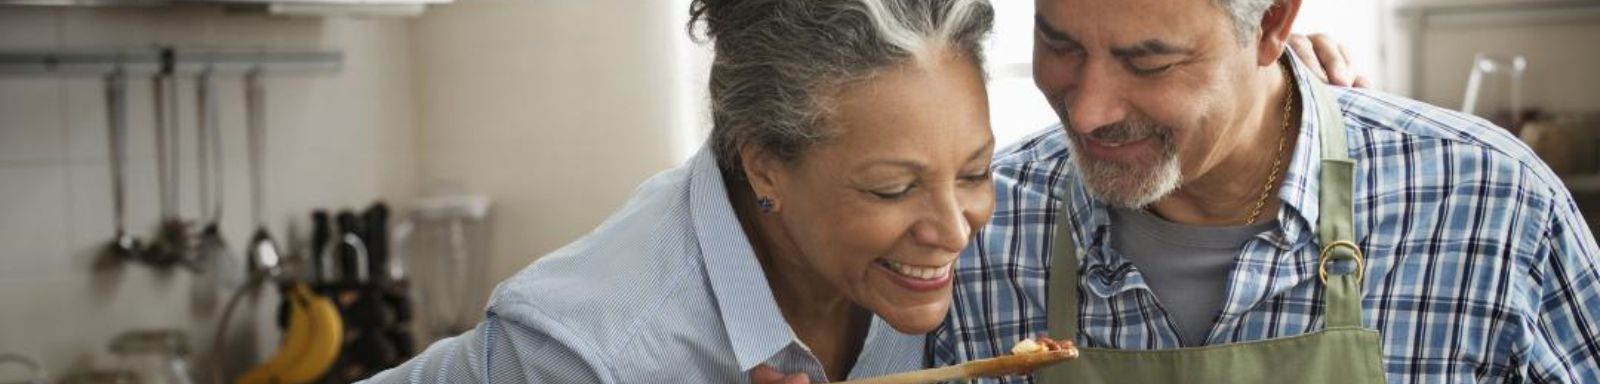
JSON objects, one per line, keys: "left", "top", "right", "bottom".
{"left": 836, "top": 348, "right": 1079, "bottom": 384}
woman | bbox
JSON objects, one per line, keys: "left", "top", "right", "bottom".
{"left": 371, "top": 1, "right": 997, "bottom": 382}
{"left": 365, "top": 0, "right": 1359, "bottom": 382}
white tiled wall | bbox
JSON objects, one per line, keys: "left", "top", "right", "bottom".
{"left": 0, "top": 6, "right": 417, "bottom": 379}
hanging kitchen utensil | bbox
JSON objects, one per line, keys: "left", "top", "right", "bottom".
{"left": 103, "top": 66, "right": 144, "bottom": 261}
{"left": 193, "top": 67, "right": 244, "bottom": 289}
{"left": 192, "top": 69, "right": 242, "bottom": 310}
{"left": 213, "top": 217, "right": 280, "bottom": 384}
{"left": 244, "top": 69, "right": 282, "bottom": 280}
{"left": 150, "top": 64, "right": 193, "bottom": 268}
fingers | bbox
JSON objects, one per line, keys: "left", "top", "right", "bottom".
{"left": 751, "top": 365, "right": 811, "bottom": 384}
{"left": 1287, "top": 34, "right": 1329, "bottom": 84}
{"left": 1288, "top": 33, "right": 1371, "bottom": 88}
{"left": 1311, "top": 33, "right": 1355, "bottom": 86}
{"left": 1337, "top": 43, "right": 1373, "bottom": 89}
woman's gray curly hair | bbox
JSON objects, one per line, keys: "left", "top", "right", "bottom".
{"left": 690, "top": 0, "right": 994, "bottom": 175}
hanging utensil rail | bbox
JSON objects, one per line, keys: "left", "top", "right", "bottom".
{"left": 0, "top": 47, "right": 340, "bottom": 76}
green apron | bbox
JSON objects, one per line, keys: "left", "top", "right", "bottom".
{"left": 1033, "top": 80, "right": 1387, "bottom": 383}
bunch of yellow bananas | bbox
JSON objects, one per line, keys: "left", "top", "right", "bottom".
{"left": 237, "top": 283, "right": 344, "bottom": 384}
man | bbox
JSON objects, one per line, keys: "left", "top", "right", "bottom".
{"left": 933, "top": 0, "right": 1600, "bottom": 382}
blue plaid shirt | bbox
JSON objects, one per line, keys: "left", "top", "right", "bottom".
{"left": 931, "top": 54, "right": 1600, "bottom": 383}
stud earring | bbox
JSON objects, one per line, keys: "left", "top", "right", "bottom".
{"left": 756, "top": 196, "right": 776, "bottom": 213}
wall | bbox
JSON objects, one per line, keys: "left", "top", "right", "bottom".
{"left": 1412, "top": 18, "right": 1600, "bottom": 114}
{"left": 409, "top": 0, "right": 705, "bottom": 318}
{"left": 1384, "top": 0, "right": 1600, "bottom": 115}
{"left": 0, "top": 6, "right": 417, "bottom": 379}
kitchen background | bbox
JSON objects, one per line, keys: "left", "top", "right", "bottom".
{"left": 0, "top": 0, "right": 1595, "bottom": 383}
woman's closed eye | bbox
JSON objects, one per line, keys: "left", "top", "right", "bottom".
{"left": 959, "top": 170, "right": 992, "bottom": 186}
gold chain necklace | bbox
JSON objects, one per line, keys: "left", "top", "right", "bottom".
{"left": 1245, "top": 65, "right": 1296, "bottom": 225}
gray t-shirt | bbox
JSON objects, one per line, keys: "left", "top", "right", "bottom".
{"left": 1108, "top": 208, "right": 1277, "bottom": 347}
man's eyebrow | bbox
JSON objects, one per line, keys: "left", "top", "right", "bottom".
{"left": 1110, "top": 39, "right": 1194, "bottom": 59}
{"left": 1034, "top": 14, "right": 1072, "bottom": 42}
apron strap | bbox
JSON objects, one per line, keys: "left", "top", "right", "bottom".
{"left": 1310, "top": 75, "right": 1365, "bottom": 329}
{"left": 1047, "top": 212, "right": 1081, "bottom": 340}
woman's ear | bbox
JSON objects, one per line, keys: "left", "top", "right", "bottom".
{"left": 1255, "top": 0, "right": 1303, "bottom": 66}
{"left": 739, "top": 143, "right": 786, "bottom": 212}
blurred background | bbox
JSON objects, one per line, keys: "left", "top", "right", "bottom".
{"left": 0, "top": 0, "right": 1595, "bottom": 383}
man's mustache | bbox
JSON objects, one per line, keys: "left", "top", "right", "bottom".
{"left": 1064, "top": 109, "right": 1171, "bottom": 146}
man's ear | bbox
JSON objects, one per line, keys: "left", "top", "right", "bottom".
{"left": 1255, "top": 0, "right": 1303, "bottom": 66}
{"left": 739, "top": 142, "right": 786, "bottom": 206}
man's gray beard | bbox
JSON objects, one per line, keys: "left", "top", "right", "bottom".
{"left": 1065, "top": 116, "right": 1183, "bottom": 208}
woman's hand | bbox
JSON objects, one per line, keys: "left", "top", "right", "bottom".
{"left": 1290, "top": 33, "right": 1370, "bottom": 88}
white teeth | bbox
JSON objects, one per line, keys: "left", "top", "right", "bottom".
{"left": 881, "top": 259, "right": 953, "bottom": 281}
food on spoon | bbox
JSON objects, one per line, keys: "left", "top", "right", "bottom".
{"left": 1011, "top": 335, "right": 1078, "bottom": 357}
{"left": 1011, "top": 338, "right": 1045, "bottom": 355}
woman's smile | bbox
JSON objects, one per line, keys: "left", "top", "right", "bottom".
{"left": 874, "top": 258, "right": 955, "bottom": 292}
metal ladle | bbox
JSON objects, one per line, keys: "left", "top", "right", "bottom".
{"left": 191, "top": 69, "right": 247, "bottom": 311}
{"left": 151, "top": 69, "right": 193, "bottom": 267}
{"left": 244, "top": 70, "right": 281, "bottom": 278}
{"left": 103, "top": 67, "right": 144, "bottom": 260}
{"left": 214, "top": 72, "right": 280, "bottom": 381}
{"left": 193, "top": 68, "right": 243, "bottom": 288}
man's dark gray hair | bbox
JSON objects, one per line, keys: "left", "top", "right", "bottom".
{"left": 1216, "top": 0, "right": 1278, "bottom": 44}
{"left": 689, "top": 0, "right": 994, "bottom": 175}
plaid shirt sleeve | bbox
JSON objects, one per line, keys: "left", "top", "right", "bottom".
{"left": 1527, "top": 188, "right": 1600, "bottom": 383}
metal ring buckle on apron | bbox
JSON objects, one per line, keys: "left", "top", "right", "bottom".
{"left": 1317, "top": 240, "right": 1365, "bottom": 284}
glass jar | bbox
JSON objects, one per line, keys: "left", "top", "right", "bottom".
{"left": 108, "top": 330, "right": 193, "bottom": 384}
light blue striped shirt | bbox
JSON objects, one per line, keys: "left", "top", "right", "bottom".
{"left": 363, "top": 147, "right": 926, "bottom": 383}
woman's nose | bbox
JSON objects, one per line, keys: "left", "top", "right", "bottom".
{"left": 913, "top": 192, "right": 972, "bottom": 253}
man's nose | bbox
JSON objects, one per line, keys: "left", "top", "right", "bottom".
{"left": 1064, "top": 60, "right": 1129, "bottom": 135}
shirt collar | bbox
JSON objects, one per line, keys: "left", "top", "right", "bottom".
{"left": 1061, "top": 48, "right": 1336, "bottom": 296}
{"left": 1276, "top": 47, "right": 1335, "bottom": 249}
{"left": 687, "top": 146, "right": 797, "bottom": 372}
{"left": 1062, "top": 163, "right": 1142, "bottom": 298}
